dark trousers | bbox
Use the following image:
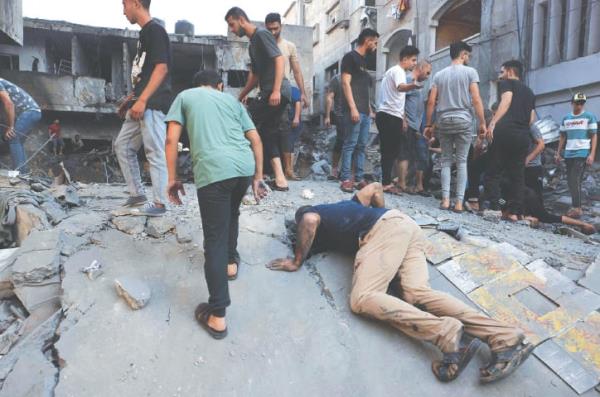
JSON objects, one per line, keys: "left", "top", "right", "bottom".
{"left": 524, "top": 187, "right": 562, "bottom": 224}
{"left": 332, "top": 112, "right": 345, "bottom": 154}
{"left": 375, "top": 112, "right": 403, "bottom": 186}
{"left": 248, "top": 95, "right": 290, "bottom": 159}
{"left": 484, "top": 130, "right": 530, "bottom": 214}
{"left": 566, "top": 158, "right": 587, "bottom": 207}
{"left": 524, "top": 165, "right": 544, "bottom": 199}
{"left": 196, "top": 176, "right": 251, "bottom": 317}
{"left": 465, "top": 147, "right": 489, "bottom": 201}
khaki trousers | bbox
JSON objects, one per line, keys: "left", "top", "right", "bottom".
{"left": 350, "top": 210, "right": 522, "bottom": 353}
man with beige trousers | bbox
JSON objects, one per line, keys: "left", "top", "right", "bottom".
{"left": 268, "top": 182, "right": 534, "bottom": 383}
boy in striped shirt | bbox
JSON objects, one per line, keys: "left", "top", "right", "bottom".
{"left": 556, "top": 92, "right": 597, "bottom": 218}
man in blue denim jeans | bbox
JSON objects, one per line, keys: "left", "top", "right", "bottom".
{"left": 339, "top": 29, "right": 379, "bottom": 193}
{"left": 0, "top": 78, "right": 42, "bottom": 173}
{"left": 115, "top": 0, "right": 172, "bottom": 216}
{"left": 425, "top": 42, "right": 487, "bottom": 213}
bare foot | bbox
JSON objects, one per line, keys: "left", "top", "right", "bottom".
{"left": 440, "top": 199, "right": 450, "bottom": 210}
{"left": 228, "top": 263, "right": 238, "bottom": 278}
{"left": 207, "top": 315, "right": 226, "bottom": 332}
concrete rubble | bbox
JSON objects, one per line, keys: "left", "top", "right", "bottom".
{"left": 0, "top": 167, "right": 597, "bottom": 396}
{"left": 115, "top": 277, "right": 151, "bottom": 310}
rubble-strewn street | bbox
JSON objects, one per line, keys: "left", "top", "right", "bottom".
{"left": 0, "top": 176, "right": 598, "bottom": 396}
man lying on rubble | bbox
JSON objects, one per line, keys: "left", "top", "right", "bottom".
{"left": 267, "top": 182, "right": 534, "bottom": 383}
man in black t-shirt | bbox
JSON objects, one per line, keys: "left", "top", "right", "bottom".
{"left": 225, "top": 7, "right": 292, "bottom": 192}
{"left": 339, "top": 29, "right": 379, "bottom": 193}
{"left": 115, "top": 0, "right": 172, "bottom": 216}
{"left": 268, "top": 182, "right": 533, "bottom": 384}
{"left": 484, "top": 60, "right": 536, "bottom": 217}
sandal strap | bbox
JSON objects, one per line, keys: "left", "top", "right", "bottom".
{"left": 442, "top": 352, "right": 461, "bottom": 364}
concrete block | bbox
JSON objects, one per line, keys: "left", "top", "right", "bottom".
{"left": 0, "top": 348, "right": 57, "bottom": 397}
{"left": 175, "top": 222, "right": 194, "bottom": 244}
{"left": 115, "top": 277, "right": 151, "bottom": 310}
{"left": 19, "top": 229, "right": 64, "bottom": 254}
{"left": 15, "top": 204, "right": 50, "bottom": 245}
{"left": 145, "top": 217, "right": 176, "bottom": 238}
{"left": 11, "top": 250, "right": 60, "bottom": 284}
{"left": 14, "top": 280, "right": 61, "bottom": 312}
{"left": 57, "top": 212, "right": 106, "bottom": 236}
{"left": 112, "top": 216, "right": 147, "bottom": 236}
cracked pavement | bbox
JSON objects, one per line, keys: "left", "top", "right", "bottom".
{"left": 1, "top": 180, "right": 599, "bottom": 396}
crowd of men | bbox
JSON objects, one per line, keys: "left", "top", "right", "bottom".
{"left": 0, "top": 0, "right": 598, "bottom": 385}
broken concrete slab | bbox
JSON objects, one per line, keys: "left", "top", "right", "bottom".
{"left": 0, "top": 248, "right": 19, "bottom": 299}
{"left": 15, "top": 204, "right": 50, "bottom": 245}
{"left": 0, "top": 319, "right": 24, "bottom": 355}
{"left": 0, "top": 310, "right": 61, "bottom": 388}
{"left": 579, "top": 254, "right": 600, "bottom": 295}
{"left": 11, "top": 249, "right": 60, "bottom": 284}
{"left": 112, "top": 216, "right": 147, "bottom": 235}
{"left": 175, "top": 222, "right": 194, "bottom": 244}
{"left": 40, "top": 199, "right": 68, "bottom": 225}
{"left": 145, "top": 217, "right": 176, "bottom": 238}
{"left": 60, "top": 234, "right": 89, "bottom": 257}
{"left": 19, "top": 229, "right": 64, "bottom": 254}
{"left": 50, "top": 184, "right": 80, "bottom": 206}
{"left": 56, "top": 212, "right": 107, "bottom": 236}
{"left": 115, "top": 277, "right": 151, "bottom": 310}
{"left": 0, "top": 348, "right": 57, "bottom": 397}
{"left": 14, "top": 280, "right": 61, "bottom": 312}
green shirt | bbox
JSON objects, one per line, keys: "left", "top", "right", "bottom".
{"left": 165, "top": 87, "right": 256, "bottom": 189}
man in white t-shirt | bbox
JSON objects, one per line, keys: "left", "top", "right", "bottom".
{"left": 375, "top": 45, "right": 424, "bottom": 194}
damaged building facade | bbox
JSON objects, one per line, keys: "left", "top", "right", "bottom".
{"left": 0, "top": 17, "right": 314, "bottom": 145}
{"left": 286, "top": 0, "right": 600, "bottom": 126}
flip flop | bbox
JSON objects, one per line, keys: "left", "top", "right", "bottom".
{"left": 480, "top": 338, "right": 535, "bottom": 383}
{"left": 432, "top": 335, "right": 482, "bottom": 382}
{"left": 384, "top": 186, "right": 403, "bottom": 196}
{"left": 266, "top": 180, "right": 289, "bottom": 192}
{"left": 194, "top": 303, "right": 228, "bottom": 340}
{"left": 416, "top": 190, "right": 432, "bottom": 197}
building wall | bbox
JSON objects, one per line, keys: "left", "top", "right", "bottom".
{"left": 0, "top": 0, "right": 22, "bottom": 46}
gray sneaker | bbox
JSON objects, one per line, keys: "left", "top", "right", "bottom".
{"left": 123, "top": 195, "right": 147, "bottom": 207}
{"left": 130, "top": 202, "right": 166, "bottom": 217}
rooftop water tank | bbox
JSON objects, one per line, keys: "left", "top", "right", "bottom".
{"left": 175, "top": 20, "right": 195, "bottom": 37}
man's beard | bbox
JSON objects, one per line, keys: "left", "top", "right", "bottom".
{"left": 274, "top": 32, "right": 281, "bottom": 39}
{"left": 236, "top": 27, "right": 246, "bottom": 38}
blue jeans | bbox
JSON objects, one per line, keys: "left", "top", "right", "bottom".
{"left": 9, "top": 109, "right": 42, "bottom": 172}
{"left": 115, "top": 110, "right": 168, "bottom": 205}
{"left": 340, "top": 112, "right": 371, "bottom": 181}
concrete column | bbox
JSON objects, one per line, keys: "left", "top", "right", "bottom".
{"left": 122, "top": 42, "right": 132, "bottom": 94}
{"left": 565, "top": 0, "right": 582, "bottom": 60}
{"left": 588, "top": 0, "right": 600, "bottom": 55}
{"left": 71, "top": 36, "right": 81, "bottom": 76}
{"left": 531, "top": 1, "right": 545, "bottom": 69}
{"left": 547, "top": 0, "right": 563, "bottom": 65}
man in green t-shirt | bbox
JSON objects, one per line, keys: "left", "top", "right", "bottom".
{"left": 165, "top": 70, "right": 268, "bottom": 340}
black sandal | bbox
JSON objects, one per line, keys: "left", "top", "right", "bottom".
{"left": 480, "top": 338, "right": 535, "bottom": 383}
{"left": 432, "top": 335, "right": 482, "bottom": 382}
{"left": 266, "top": 180, "right": 289, "bottom": 192}
{"left": 194, "top": 303, "right": 228, "bottom": 340}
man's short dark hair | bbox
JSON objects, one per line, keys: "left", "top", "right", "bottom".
{"left": 193, "top": 70, "right": 223, "bottom": 88}
{"left": 449, "top": 41, "right": 472, "bottom": 59}
{"left": 140, "top": 0, "right": 151, "bottom": 9}
{"left": 502, "top": 60, "right": 524, "bottom": 79}
{"left": 357, "top": 28, "right": 379, "bottom": 45}
{"left": 265, "top": 13, "right": 281, "bottom": 25}
{"left": 399, "top": 45, "right": 420, "bottom": 60}
{"left": 225, "top": 7, "right": 249, "bottom": 22}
